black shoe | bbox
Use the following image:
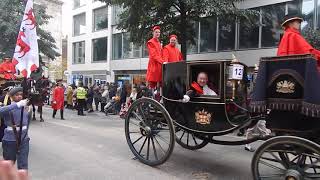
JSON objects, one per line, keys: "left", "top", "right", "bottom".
{"left": 61, "top": 118, "right": 65, "bottom": 120}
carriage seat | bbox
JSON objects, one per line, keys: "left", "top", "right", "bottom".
{"left": 250, "top": 54, "right": 320, "bottom": 118}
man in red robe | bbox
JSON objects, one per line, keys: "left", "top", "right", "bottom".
{"left": 52, "top": 80, "right": 65, "bottom": 120}
{"left": 277, "top": 13, "right": 320, "bottom": 69}
{"left": 146, "top": 26, "right": 165, "bottom": 89}
{"left": 0, "top": 57, "right": 16, "bottom": 80}
{"left": 163, "top": 34, "right": 183, "bottom": 62}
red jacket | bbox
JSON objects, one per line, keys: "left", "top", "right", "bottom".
{"left": 163, "top": 44, "right": 183, "bottom": 62}
{"left": 0, "top": 62, "right": 16, "bottom": 80}
{"left": 52, "top": 86, "right": 65, "bottom": 110}
{"left": 277, "top": 27, "right": 320, "bottom": 68}
{"left": 146, "top": 38, "right": 164, "bottom": 83}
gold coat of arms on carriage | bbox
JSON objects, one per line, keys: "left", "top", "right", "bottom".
{"left": 195, "top": 109, "right": 212, "bottom": 125}
{"left": 276, "top": 80, "right": 295, "bottom": 94}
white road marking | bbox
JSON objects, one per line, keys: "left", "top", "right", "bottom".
{"left": 45, "top": 121, "right": 81, "bottom": 129}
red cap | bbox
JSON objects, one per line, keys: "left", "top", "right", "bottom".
{"left": 169, "top": 34, "right": 177, "bottom": 40}
{"left": 152, "top": 26, "right": 160, "bottom": 31}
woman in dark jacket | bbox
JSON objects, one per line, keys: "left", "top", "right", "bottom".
{"left": 120, "top": 84, "right": 127, "bottom": 105}
{"left": 86, "top": 86, "right": 94, "bottom": 112}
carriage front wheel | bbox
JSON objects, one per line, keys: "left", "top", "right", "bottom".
{"left": 251, "top": 136, "right": 320, "bottom": 180}
{"left": 125, "top": 98, "right": 175, "bottom": 166}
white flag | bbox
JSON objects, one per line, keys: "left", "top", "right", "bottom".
{"left": 13, "top": 0, "right": 39, "bottom": 78}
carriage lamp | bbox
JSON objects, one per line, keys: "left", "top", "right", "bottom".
{"left": 228, "top": 54, "right": 244, "bottom": 99}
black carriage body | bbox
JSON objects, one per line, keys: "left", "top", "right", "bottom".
{"left": 162, "top": 60, "right": 249, "bottom": 135}
{"left": 251, "top": 54, "right": 320, "bottom": 135}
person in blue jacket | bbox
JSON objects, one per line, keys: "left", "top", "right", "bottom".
{"left": 0, "top": 87, "right": 29, "bottom": 170}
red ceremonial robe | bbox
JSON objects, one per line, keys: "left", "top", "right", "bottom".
{"left": 52, "top": 86, "right": 65, "bottom": 110}
{"left": 162, "top": 44, "right": 183, "bottom": 62}
{"left": 0, "top": 61, "right": 16, "bottom": 80}
{"left": 146, "top": 38, "right": 164, "bottom": 83}
{"left": 277, "top": 27, "right": 320, "bottom": 68}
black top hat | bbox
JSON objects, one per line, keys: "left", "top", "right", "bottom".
{"left": 281, "top": 13, "right": 303, "bottom": 27}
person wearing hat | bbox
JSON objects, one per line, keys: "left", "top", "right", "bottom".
{"left": 146, "top": 26, "right": 165, "bottom": 89}
{"left": 51, "top": 80, "right": 65, "bottom": 120}
{"left": 0, "top": 56, "right": 17, "bottom": 80}
{"left": 0, "top": 87, "right": 30, "bottom": 171}
{"left": 278, "top": 13, "right": 320, "bottom": 68}
{"left": 162, "top": 34, "right": 183, "bottom": 63}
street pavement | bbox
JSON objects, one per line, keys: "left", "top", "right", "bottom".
{"left": 2, "top": 106, "right": 261, "bottom": 180}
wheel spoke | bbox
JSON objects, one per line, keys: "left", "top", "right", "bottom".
{"left": 304, "top": 157, "right": 320, "bottom": 171}
{"left": 155, "top": 134, "right": 170, "bottom": 145}
{"left": 267, "top": 152, "right": 287, "bottom": 169}
{"left": 132, "top": 135, "right": 144, "bottom": 145}
{"left": 132, "top": 112, "right": 147, "bottom": 127}
{"left": 137, "top": 103, "right": 147, "bottom": 121}
{"left": 187, "top": 132, "right": 189, "bottom": 146}
{"left": 146, "top": 137, "right": 150, "bottom": 160}
{"left": 179, "top": 131, "right": 185, "bottom": 141}
{"left": 259, "top": 160, "right": 286, "bottom": 172}
{"left": 153, "top": 136, "right": 166, "bottom": 155}
{"left": 278, "top": 152, "right": 290, "bottom": 168}
{"left": 138, "top": 137, "right": 148, "bottom": 154}
{"left": 192, "top": 134, "right": 198, "bottom": 145}
{"left": 129, "top": 120, "right": 147, "bottom": 131}
{"left": 151, "top": 137, "right": 158, "bottom": 161}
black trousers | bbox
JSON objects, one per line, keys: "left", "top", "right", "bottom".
{"left": 101, "top": 103, "right": 106, "bottom": 112}
{"left": 53, "top": 109, "right": 64, "bottom": 119}
{"left": 77, "top": 99, "right": 86, "bottom": 115}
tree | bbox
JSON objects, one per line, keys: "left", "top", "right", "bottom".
{"left": 0, "top": 0, "right": 60, "bottom": 62}
{"left": 303, "top": 28, "right": 320, "bottom": 50}
{"left": 100, "top": 0, "right": 255, "bottom": 60}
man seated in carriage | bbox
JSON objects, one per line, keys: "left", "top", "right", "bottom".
{"left": 182, "top": 72, "right": 217, "bottom": 102}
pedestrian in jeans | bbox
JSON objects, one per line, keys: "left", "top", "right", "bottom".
{"left": 0, "top": 87, "right": 30, "bottom": 170}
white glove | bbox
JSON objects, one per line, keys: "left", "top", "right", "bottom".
{"left": 17, "top": 99, "right": 29, "bottom": 108}
{"left": 154, "top": 90, "right": 158, "bottom": 95}
{"left": 182, "top": 95, "right": 190, "bottom": 103}
{"left": 53, "top": 101, "right": 57, "bottom": 104}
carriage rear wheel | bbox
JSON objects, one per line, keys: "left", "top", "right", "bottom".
{"left": 125, "top": 98, "right": 175, "bottom": 166}
{"left": 251, "top": 136, "right": 320, "bottom": 180}
{"left": 175, "top": 127, "right": 209, "bottom": 150}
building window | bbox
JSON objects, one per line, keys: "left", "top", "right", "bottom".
{"left": 112, "top": 5, "right": 124, "bottom": 25}
{"left": 123, "top": 33, "right": 141, "bottom": 59}
{"left": 301, "top": 0, "right": 314, "bottom": 31}
{"left": 74, "top": 0, "right": 85, "bottom": 9}
{"left": 239, "top": 9, "right": 260, "bottom": 49}
{"left": 218, "top": 18, "right": 236, "bottom": 51}
{"left": 187, "top": 22, "right": 199, "bottom": 54}
{"left": 261, "top": 3, "right": 286, "bottom": 48}
{"left": 92, "top": 37, "right": 108, "bottom": 62}
{"left": 112, "top": 33, "right": 123, "bottom": 60}
{"left": 93, "top": 6, "right": 108, "bottom": 31}
{"left": 200, "top": 17, "right": 217, "bottom": 52}
{"left": 73, "top": 13, "right": 86, "bottom": 36}
{"left": 73, "top": 41, "right": 85, "bottom": 64}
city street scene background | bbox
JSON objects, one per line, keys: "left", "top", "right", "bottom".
{"left": 0, "top": 0, "right": 320, "bottom": 179}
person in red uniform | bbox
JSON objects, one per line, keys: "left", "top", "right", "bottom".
{"left": 163, "top": 34, "right": 183, "bottom": 62}
{"left": 146, "top": 26, "right": 165, "bottom": 89}
{"left": 0, "top": 57, "right": 16, "bottom": 80}
{"left": 277, "top": 13, "right": 320, "bottom": 69}
{"left": 52, "top": 80, "right": 65, "bottom": 120}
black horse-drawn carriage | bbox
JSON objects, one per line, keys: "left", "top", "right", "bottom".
{"left": 124, "top": 54, "right": 320, "bottom": 180}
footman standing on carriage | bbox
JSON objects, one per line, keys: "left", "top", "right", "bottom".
{"left": 146, "top": 26, "right": 165, "bottom": 95}
{"left": 0, "top": 87, "right": 30, "bottom": 170}
{"left": 278, "top": 13, "right": 320, "bottom": 70}
{"left": 162, "top": 35, "right": 183, "bottom": 63}
{"left": 52, "top": 80, "right": 65, "bottom": 120}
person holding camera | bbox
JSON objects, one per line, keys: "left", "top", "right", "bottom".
{"left": 0, "top": 87, "right": 30, "bottom": 171}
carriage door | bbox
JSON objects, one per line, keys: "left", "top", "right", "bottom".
{"left": 162, "top": 62, "right": 187, "bottom": 100}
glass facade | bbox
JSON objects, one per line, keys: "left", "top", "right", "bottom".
{"left": 92, "top": 37, "right": 108, "bottom": 62}
{"left": 72, "top": 0, "right": 320, "bottom": 63}
{"left": 261, "top": 3, "right": 286, "bottom": 48}
{"left": 73, "top": 13, "right": 86, "bottom": 36}
{"left": 74, "top": 0, "right": 86, "bottom": 9}
{"left": 93, "top": 6, "right": 108, "bottom": 31}
{"left": 73, "top": 41, "right": 85, "bottom": 64}
{"left": 200, "top": 17, "right": 217, "bottom": 52}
